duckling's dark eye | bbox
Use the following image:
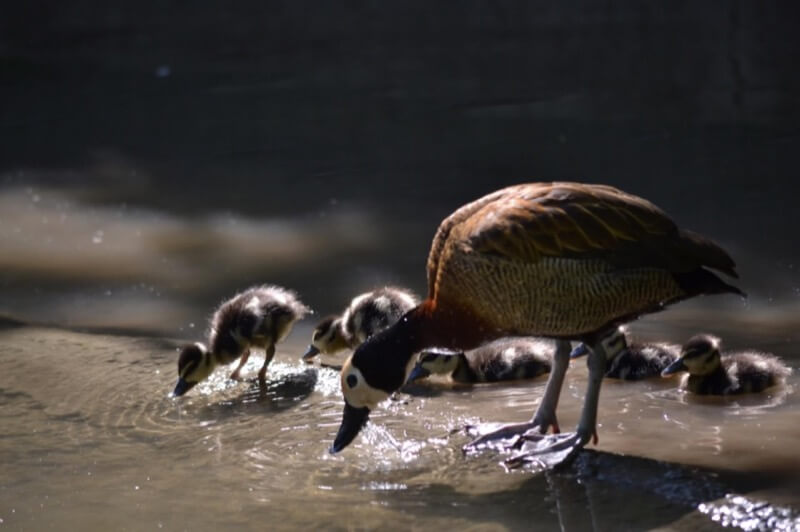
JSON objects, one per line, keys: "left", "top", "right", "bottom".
{"left": 346, "top": 374, "right": 358, "bottom": 388}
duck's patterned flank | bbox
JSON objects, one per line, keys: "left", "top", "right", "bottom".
{"left": 441, "top": 253, "right": 682, "bottom": 337}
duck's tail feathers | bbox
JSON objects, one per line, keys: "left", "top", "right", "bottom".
{"left": 673, "top": 267, "right": 746, "bottom": 298}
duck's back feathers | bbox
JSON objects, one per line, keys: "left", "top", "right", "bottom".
{"left": 430, "top": 183, "right": 737, "bottom": 284}
{"left": 425, "top": 183, "right": 742, "bottom": 338}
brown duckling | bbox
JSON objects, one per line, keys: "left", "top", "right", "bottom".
{"left": 408, "top": 337, "right": 553, "bottom": 384}
{"left": 570, "top": 326, "right": 680, "bottom": 380}
{"left": 302, "top": 286, "right": 418, "bottom": 360}
{"left": 172, "top": 285, "right": 311, "bottom": 396}
{"left": 661, "top": 334, "right": 792, "bottom": 395}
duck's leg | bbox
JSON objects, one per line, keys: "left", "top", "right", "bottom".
{"left": 229, "top": 349, "right": 251, "bottom": 380}
{"left": 257, "top": 344, "right": 276, "bottom": 384}
{"left": 504, "top": 341, "right": 607, "bottom": 469}
{"left": 463, "top": 340, "right": 571, "bottom": 452}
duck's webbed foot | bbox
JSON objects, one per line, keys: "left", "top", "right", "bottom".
{"left": 463, "top": 409, "right": 560, "bottom": 453}
{"left": 503, "top": 339, "right": 607, "bottom": 471}
{"left": 503, "top": 427, "right": 595, "bottom": 470}
{"left": 463, "top": 339, "right": 572, "bottom": 454}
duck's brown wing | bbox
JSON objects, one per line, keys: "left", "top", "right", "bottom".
{"left": 426, "top": 182, "right": 738, "bottom": 298}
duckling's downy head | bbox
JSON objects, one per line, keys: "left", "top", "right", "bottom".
{"left": 172, "top": 343, "right": 214, "bottom": 397}
{"left": 407, "top": 349, "right": 463, "bottom": 382}
{"left": 662, "top": 334, "right": 721, "bottom": 377}
{"left": 303, "top": 316, "right": 348, "bottom": 360}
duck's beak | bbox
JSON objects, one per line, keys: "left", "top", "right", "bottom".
{"left": 570, "top": 343, "right": 590, "bottom": 359}
{"left": 406, "top": 364, "right": 430, "bottom": 383}
{"left": 171, "top": 377, "right": 194, "bottom": 397}
{"left": 330, "top": 402, "right": 370, "bottom": 454}
{"left": 302, "top": 345, "right": 320, "bottom": 361}
{"left": 661, "top": 359, "right": 687, "bottom": 377}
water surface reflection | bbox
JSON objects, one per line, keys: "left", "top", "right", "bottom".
{"left": 0, "top": 324, "right": 797, "bottom": 530}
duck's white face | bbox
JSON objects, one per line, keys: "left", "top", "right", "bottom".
{"left": 340, "top": 355, "right": 390, "bottom": 409}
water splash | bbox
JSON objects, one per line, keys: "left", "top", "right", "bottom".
{"left": 699, "top": 494, "right": 800, "bottom": 531}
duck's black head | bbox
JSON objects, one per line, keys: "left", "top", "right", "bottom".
{"left": 330, "top": 324, "right": 420, "bottom": 453}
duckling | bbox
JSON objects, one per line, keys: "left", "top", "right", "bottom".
{"left": 331, "top": 182, "right": 743, "bottom": 465}
{"left": 172, "top": 285, "right": 311, "bottom": 396}
{"left": 302, "top": 286, "right": 419, "bottom": 360}
{"left": 570, "top": 326, "right": 680, "bottom": 380}
{"left": 408, "top": 337, "right": 553, "bottom": 384}
{"left": 661, "top": 334, "right": 792, "bottom": 395}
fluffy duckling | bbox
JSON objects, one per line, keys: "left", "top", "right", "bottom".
{"left": 407, "top": 337, "right": 553, "bottom": 384}
{"left": 661, "top": 334, "right": 792, "bottom": 395}
{"left": 303, "top": 286, "right": 418, "bottom": 360}
{"left": 570, "top": 326, "right": 680, "bottom": 380}
{"left": 173, "top": 285, "right": 311, "bottom": 396}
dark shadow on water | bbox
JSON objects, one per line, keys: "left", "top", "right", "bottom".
{"left": 200, "top": 368, "right": 319, "bottom": 418}
{"left": 371, "top": 450, "right": 789, "bottom": 531}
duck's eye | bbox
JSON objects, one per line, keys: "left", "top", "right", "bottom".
{"left": 346, "top": 374, "right": 358, "bottom": 388}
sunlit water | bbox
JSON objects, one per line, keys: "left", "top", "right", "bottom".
{"left": 1, "top": 323, "right": 798, "bottom": 531}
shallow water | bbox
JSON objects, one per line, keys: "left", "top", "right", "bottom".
{"left": 1, "top": 322, "right": 798, "bottom": 531}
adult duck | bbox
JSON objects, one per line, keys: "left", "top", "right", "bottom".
{"left": 331, "top": 182, "right": 743, "bottom": 466}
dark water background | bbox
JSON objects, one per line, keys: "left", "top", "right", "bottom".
{"left": 1, "top": 3, "right": 800, "bottom": 530}
{"left": 1, "top": 2, "right": 799, "bottom": 333}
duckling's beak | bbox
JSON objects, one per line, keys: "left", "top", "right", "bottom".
{"left": 661, "top": 359, "right": 687, "bottom": 377}
{"left": 330, "top": 402, "right": 370, "bottom": 454}
{"left": 406, "top": 364, "right": 430, "bottom": 383}
{"left": 570, "top": 344, "right": 590, "bottom": 359}
{"left": 171, "top": 377, "right": 195, "bottom": 397}
{"left": 302, "top": 345, "right": 320, "bottom": 361}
